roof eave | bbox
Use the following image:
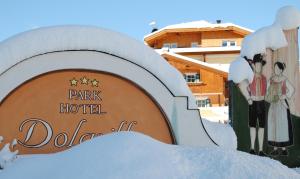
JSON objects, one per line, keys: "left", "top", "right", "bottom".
{"left": 161, "top": 52, "right": 228, "bottom": 77}
{"left": 144, "top": 26, "right": 252, "bottom": 44}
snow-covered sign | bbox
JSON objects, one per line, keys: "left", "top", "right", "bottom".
{"left": 229, "top": 6, "right": 300, "bottom": 167}
{"left": 0, "top": 26, "right": 216, "bottom": 154}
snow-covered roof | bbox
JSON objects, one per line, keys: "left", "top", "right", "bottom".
{"left": 159, "top": 20, "right": 252, "bottom": 32}
{"left": 161, "top": 52, "right": 229, "bottom": 74}
{"left": 144, "top": 20, "right": 253, "bottom": 41}
{"left": 156, "top": 46, "right": 241, "bottom": 54}
{"left": 0, "top": 25, "right": 197, "bottom": 108}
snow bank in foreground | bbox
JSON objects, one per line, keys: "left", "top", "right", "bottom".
{"left": 294, "top": 168, "right": 300, "bottom": 174}
{"left": 0, "top": 132, "right": 298, "bottom": 179}
{"left": 0, "top": 25, "right": 196, "bottom": 108}
{"left": 202, "top": 119, "right": 237, "bottom": 150}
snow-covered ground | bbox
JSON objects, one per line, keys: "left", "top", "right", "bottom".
{"left": 294, "top": 168, "right": 300, "bottom": 175}
{"left": 0, "top": 132, "right": 299, "bottom": 179}
{"left": 200, "top": 106, "right": 236, "bottom": 149}
{"left": 200, "top": 106, "right": 228, "bottom": 123}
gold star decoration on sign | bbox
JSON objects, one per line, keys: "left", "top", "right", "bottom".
{"left": 70, "top": 77, "right": 100, "bottom": 87}
{"left": 91, "top": 79, "right": 99, "bottom": 87}
{"left": 70, "top": 78, "right": 78, "bottom": 86}
{"left": 80, "top": 76, "right": 89, "bottom": 85}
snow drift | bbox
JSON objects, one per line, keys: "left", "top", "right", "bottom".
{"left": 202, "top": 119, "right": 237, "bottom": 150}
{"left": 0, "top": 132, "right": 298, "bottom": 179}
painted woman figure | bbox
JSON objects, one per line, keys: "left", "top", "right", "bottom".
{"left": 266, "top": 62, "right": 295, "bottom": 156}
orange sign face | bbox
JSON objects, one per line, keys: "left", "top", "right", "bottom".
{"left": 0, "top": 70, "right": 174, "bottom": 154}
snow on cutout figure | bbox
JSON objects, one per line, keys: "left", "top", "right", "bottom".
{"left": 229, "top": 5, "right": 300, "bottom": 167}
{"left": 265, "top": 61, "right": 295, "bottom": 156}
{"left": 0, "top": 137, "right": 18, "bottom": 170}
{"left": 247, "top": 54, "right": 267, "bottom": 156}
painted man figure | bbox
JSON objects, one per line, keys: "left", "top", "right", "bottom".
{"left": 247, "top": 54, "right": 267, "bottom": 156}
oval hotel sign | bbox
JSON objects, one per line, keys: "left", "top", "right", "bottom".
{"left": 0, "top": 26, "right": 216, "bottom": 154}
{"left": 0, "top": 70, "right": 174, "bottom": 154}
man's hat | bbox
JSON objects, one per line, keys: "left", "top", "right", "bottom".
{"left": 252, "top": 54, "right": 266, "bottom": 66}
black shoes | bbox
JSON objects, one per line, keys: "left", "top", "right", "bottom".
{"left": 249, "top": 149, "right": 256, "bottom": 155}
{"left": 270, "top": 149, "right": 280, "bottom": 156}
{"left": 250, "top": 148, "right": 288, "bottom": 156}
{"left": 281, "top": 150, "right": 288, "bottom": 156}
{"left": 249, "top": 149, "right": 266, "bottom": 157}
{"left": 270, "top": 148, "right": 289, "bottom": 156}
{"left": 258, "top": 151, "right": 266, "bottom": 156}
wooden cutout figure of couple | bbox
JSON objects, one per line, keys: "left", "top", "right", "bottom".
{"left": 239, "top": 54, "right": 295, "bottom": 157}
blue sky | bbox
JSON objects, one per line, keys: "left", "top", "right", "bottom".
{"left": 0, "top": 0, "right": 300, "bottom": 42}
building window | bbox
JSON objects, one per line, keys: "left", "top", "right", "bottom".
{"left": 196, "top": 98, "right": 211, "bottom": 107}
{"left": 183, "top": 73, "right": 200, "bottom": 83}
{"left": 163, "top": 43, "right": 177, "bottom": 49}
{"left": 170, "top": 43, "right": 177, "bottom": 48}
{"left": 222, "top": 40, "right": 237, "bottom": 47}
{"left": 230, "top": 41, "right": 236, "bottom": 46}
{"left": 163, "top": 43, "right": 170, "bottom": 48}
{"left": 191, "top": 42, "right": 198, "bottom": 48}
{"left": 222, "top": 41, "right": 228, "bottom": 47}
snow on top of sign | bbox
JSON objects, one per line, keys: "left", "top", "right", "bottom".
{"left": 240, "top": 5, "right": 300, "bottom": 59}
{"left": 0, "top": 25, "right": 197, "bottom": 108}
{"left": 144, "top": 20, "right": 253, "bottom": 38}
{"left": 228, "top": 56, "right": 254, "bottom": 83}
{"left": 240, "top": 24, "right": 288, "bottom": 59}
{"left": 275, "top": 6, "right": 300, "bottom": 30}
{"left": 0, "top": 132, "right": 298, "bottom": 178}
